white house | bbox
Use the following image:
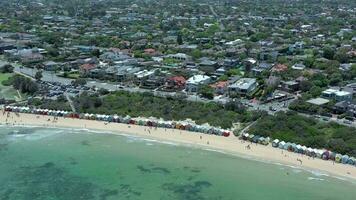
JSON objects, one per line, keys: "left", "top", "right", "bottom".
{"left": 185, "top": 75, "right": 211, "bottom": 93}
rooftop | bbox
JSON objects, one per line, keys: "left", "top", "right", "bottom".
{"left": 307, "top": 98, "right": 330, "bottom": 105}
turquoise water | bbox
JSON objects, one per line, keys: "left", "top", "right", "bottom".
{"left": 0, "top": 126, "right": 355, "bottom": 200}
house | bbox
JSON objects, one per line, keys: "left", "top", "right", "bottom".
{"left": 228, "top": 78, "right": 257, "bottom": 95}
{"left": 165, "top": 53, "right": 191, "bottom": 62}
{"left": 307, "top": 98, "right": 330, "bottom": 106}
{"left": 280, "top": 81, "right": 299, "bottom": 92}
{"left": 252, "top": 63, "right": 272, "bottom": 75}
{"left": 243, "top": 58, "right": 257, "bottom": 72}
{"left": 116, "top": 66, "right": 141, "bottom": 82}
{"left": 141, "top": 75, "right": 166, "bottom": 89}
{"left": 42, "top": 61, "right": 59, "bottom": 71}
{"left": 144, "top": 48, "right": 160, "bottom": 56}
{"left": 339, "top": 63, "right": 352, "bottom": 71}
{"left": 210, "top": 81, "right": 228, "bottom": 95}
{"left": 185, "top": 75, "right": 211, "bottom": 93}
{"left": 322, "top": 88, "right": 353, "bottom": 102}
{"left": 79, "top": 63, "right": 97, "bottom": 75}
{"left": 272, "top": 64, "right": 288, "bottom": 73}
{"left": 165, "top": 76, "right": 186, "bottom": 90}
{"left": 5, "top": 49, "right": 44, "bottom": 63}
{"left": 0, "top": 43, "right": 16, "bottom": 54}
{"left": 292, "top": 63, "right": 306, "bottom": 70}
{"left": 198, "top": 57, "right": 218, "bottom": 73}
{"left": 333, "top": 101, "right": 356, "bottom": 117}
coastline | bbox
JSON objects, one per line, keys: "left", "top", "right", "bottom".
{"left": 1, "top": 111, "right": 356, "bottom": 181}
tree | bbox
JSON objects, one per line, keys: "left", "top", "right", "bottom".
{"left": 299, "top": 80, "right": 313, "bottom": 92}
{"left": 322, "top": 46, "right": 335, "bottom": 60}
{"left": 91, "top": 49, "right": 101, "bottom": 58}
{"left": 334, "top": 49, "right": 349, "bottom": 63}
{"left": 198, "top": 85, "right": 214, "bottom": 99}
{"left": 71, "top": 78, "right": 87, "bottom": 86}
{"left": 177, "top": 32, "right": 183, "bottom": 45}
{"left": 0, "top": 64, "right": 14, "bottom": 73}
{"left": 35, "top": 71, "right": 43, "bottom": 81}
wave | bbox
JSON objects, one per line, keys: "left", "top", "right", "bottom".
{"left": 308, "top": 177, "right": 325, "bottom": 181}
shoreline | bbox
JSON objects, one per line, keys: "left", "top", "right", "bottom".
{"left": 1, "top": 111, "right": 356, "bottom": 181}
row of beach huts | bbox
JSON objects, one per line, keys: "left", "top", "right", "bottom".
{"left": 3, "top": 106, "right": 231, "bottom": 137}
{"left": 241, "top": 133, "right": 356, "bottom": 167}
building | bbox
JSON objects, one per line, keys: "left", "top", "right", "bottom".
{"left": 185, "top": 75, "right": 211, "bottom": 93}
{"left": 321, "top": 88, "right": 353, "bottom": 102}
{"left": 333, "top": 101, "right": 356, "bottom": 117}
{"left": 165, "top": 76, "right": 186, "bottom": 90}
{"left": 210, "top": 81, "right": 228, "bottom": 95}
{"left": 165, "top": 53, "right": 191, "bottom": 62}
{"left": 307, "top": 98, "right": 330, "bottom": 106}
{"left": 280, "top": 81, "right": 299, "bottom": 92}
{"left": 228, "top": 78, "right": 257, "bottom": 95}
{"left": 292, "top": 63, "right": 306, "bottom": 70}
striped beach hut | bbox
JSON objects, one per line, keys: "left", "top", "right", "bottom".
{"left": 347, "top": 157, "right": 356, "bottom": 165}
{"left": 278, "top": 141, "right": 285, "bottom": 149}
{"left": 322, "top": 150, "right": 331, "bottom": 160}
{"left": 341, "top": 155, "right": 350, "bottom": 164}
{"left": 335, "top": 154, "right": 342, "bottom": 163}
{"left": 272, "top": 139, "right": 279, "bottom": 147}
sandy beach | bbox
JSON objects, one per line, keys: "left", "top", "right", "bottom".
{"left": 1, "top": 110, "right": 356, "bottom": 180}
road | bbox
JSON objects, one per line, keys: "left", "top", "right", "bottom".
{"left": 13, "top": 65, "right": 212, "bottom": 103}
{"left": 209, "top": 5, "right": 225, "bottom": 31}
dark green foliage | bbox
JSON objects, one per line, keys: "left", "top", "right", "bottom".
{"left": 249, "top": 111, "right": 356, "bottom": 157}
{"left": 62, "top": 91, "right": 259, "bottom": 128}
{"left": 0, "top": 64, "right": 14, "bottom": 73}
{"left": 35, "top": 71, "right": 43, "bottom": 81}
{"left": 71, "top": 78, "right": 87, "bottom": 86}
{"left": 198, "top": 85, "right": 214, "bottom": 100}
{"left": 6, "top": 74, "right": 38, "bottom": 94}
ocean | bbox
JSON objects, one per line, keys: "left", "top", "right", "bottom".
{"left": 0, "top": 126, "right": 355, "bottom": 200}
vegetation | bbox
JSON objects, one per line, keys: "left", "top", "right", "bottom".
{"left": 0, "top": 64, "right": 14, "bottom": 73}
{"left": 2, "top": 74, "right": 38, "bottom": 94}
{"left": 249, "top": 111, "right": 356, "bottom": 157}
{"left": 37, "top": 91, "right": 264, "bottom": 129}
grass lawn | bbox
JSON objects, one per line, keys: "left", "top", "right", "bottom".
{"left": 0, "top": 73, "right": 13, "bottom": 83}
{"left": 0, "top": 73, "right": 27, "bottom": 101}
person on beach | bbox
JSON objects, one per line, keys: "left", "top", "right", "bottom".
{"left": 200, "top": 135, "right": 202, "bottom": 140}
{"left": 297, "top": 158, "right": 303, "bottom": 165}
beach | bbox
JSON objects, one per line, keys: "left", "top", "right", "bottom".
{"left": 1, "top": 110, "right": 356, "bottom": 180}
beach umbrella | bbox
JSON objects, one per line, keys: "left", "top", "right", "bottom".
{"left": 341, "top": 155, "right": 350, "bottom": 164}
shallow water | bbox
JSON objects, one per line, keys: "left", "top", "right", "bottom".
{"left": 0, "top": 126, "right": 355, "bottom": 200}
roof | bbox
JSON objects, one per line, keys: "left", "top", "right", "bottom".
{"left": 322, "top": 88, "right": 351, "bottom": 96}
{"left": 272, "top": 64, "right": 288, "bottom": 72}
{"left": 210, "top": 81, "right": 228, "bottom": 89}
{"left": 307, "top": 98, "right": 330, "bottom": 105}
{"left": 229, "top": 78, "right": 256, "bottom": 90}
{"left": 187, "top": 75, "right": 210, "bottom": 84}
{"left": 80, "top": 63, "right": 96, "bottom": 71}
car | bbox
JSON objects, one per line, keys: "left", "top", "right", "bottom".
{"left": 343, "top": 120, "right": 352, "bottom": 125}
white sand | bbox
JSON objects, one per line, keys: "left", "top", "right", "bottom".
{"left": 1, "top": 111, "right": 356, "bottom": 180}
